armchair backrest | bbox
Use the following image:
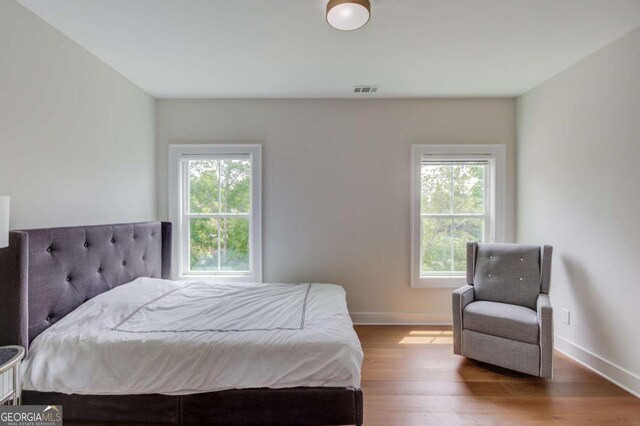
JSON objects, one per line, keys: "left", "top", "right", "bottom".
{"left": 466, "top": 242, "right": 553, "bottom": 310}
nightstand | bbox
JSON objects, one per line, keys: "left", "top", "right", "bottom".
{"left": 0, "top": 346, "right": 25, "bottom": 405}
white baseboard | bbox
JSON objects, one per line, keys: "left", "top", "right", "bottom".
{"left": 349, "top": 312, "right": 451, "bottom": 325}
{"left": 555, "top": 334, "right": 640, "bottom": 399}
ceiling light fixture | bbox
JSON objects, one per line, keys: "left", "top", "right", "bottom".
{"left": 326, "top": 0, "right": 371, "bottom": 31}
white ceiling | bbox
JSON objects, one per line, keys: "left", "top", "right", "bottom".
{"left": 17, "top": 0, "right": 640, "bottom": 98}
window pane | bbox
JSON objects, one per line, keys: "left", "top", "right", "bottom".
{"left": 421, "top": 164, "right": 451, "bottom": 214}
{"left": 190, "top": 218, "right": 219, "bottom": 272}
{"left": 452, "top": 164, "right": 485, "bottom": 214}
{"left": 453, "top": 218, "right": 484, "bottom": 271}
{"left": 189, "top": 160, "right": 220, "bottom": 214}
{"left": 421, "top": 218, "right": 452, "bottom": 273}
{"left": 219, "top": 217, "right": 250, "bottom": 272}
{"left": 220, "top": 159, "right": 251, "bottom": 213}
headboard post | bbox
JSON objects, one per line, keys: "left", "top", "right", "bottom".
{"left": 0, "top": 232, "right": 29, "bottom": 350}
{"left": 161, "top": 222, "right": 172, "bottom": 279}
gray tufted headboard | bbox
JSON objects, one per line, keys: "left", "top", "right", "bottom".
{"left": 0, "top": 222, "right": 172, "bottom": 351}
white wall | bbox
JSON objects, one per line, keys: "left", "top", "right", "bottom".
{"left": 517, "top": 27, "right": 640, "bottom": 394}
{"left": 157, "top": 99, "right": 515, "bottom": 321}
{"left": 0, "top": 0, "right": 156, "bottom": 230}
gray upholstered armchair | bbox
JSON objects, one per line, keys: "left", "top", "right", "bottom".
{"left": 452, "top": 242, "right": 554, "bottom": 378}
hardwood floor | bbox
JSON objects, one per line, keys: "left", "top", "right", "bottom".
{"left": 355, "top": 325, "right": 640, "bottom": 425}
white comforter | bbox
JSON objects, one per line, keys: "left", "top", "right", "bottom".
{"left": 22, "top": 278, "right": 363, "bottom": 395}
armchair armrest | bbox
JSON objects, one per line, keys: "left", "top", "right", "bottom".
{"left": 537, "top": 294, "right": 554, "bottom": 378}
{"left": 452, "top": 285, "right": 475, "bottom": 355}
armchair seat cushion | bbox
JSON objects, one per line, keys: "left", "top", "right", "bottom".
{"left": 463, "top": 301, "right": 539, "bottom": 344}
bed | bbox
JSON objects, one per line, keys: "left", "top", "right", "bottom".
{"left": 0, "top": 221, "right": 364, "bottom": 425}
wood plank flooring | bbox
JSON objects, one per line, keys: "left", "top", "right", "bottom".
{"left": 356, "top": 325, "right": 640, "bottom": 425}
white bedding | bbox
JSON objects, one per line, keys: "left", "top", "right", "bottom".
{"left": 22, "top": 278, "right": 363, "bottom": 395}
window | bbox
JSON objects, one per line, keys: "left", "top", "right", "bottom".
{"left": 411, "top": 145, "right": 505, "bottom": 288}
{"left": 169, "top": 145, "right": 262, "bottom": 282}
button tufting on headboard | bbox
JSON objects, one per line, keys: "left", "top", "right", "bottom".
{"left": 0, "top": 221, "right": 172, "bottom": 350}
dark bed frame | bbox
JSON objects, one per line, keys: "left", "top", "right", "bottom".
{"left": 0, "top": 221, "right": 363, "bottom": 425}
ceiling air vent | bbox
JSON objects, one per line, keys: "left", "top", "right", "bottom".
{"left": 353, "top": 85, "right": 379, "bottom": 94}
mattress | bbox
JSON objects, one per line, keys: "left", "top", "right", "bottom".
{"left": 21, "top": 278, "right": 363, "bottom": 395}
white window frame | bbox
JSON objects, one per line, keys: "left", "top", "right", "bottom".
{"left": 410, "top": 144, "right": 505, "bottom": 288}
{"left": 169, "top": 144, "right": 262, "bottom": 282}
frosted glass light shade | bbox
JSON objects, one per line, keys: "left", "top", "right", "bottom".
{"left": 326, "top": 0, "right": 370, "bottom": 31}
{"left": 0, "top": 196, "right": 8, "bottom": 249}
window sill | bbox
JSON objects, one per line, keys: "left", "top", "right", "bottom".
{"left": 411, "top": 276, "right": 467, "bottom": 289}
{"left": 177, "top": 274, "right": 261, "bottom": 283}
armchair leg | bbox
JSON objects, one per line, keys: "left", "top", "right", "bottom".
{"left": 473, "top": 359, "right": 532, "bottom": 378}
